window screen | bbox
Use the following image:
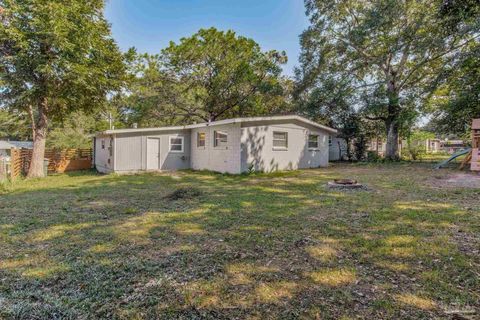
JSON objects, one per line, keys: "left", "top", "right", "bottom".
{"left": 214, "top": 131, "right": 228, "bottom": 147}
{"left": 308, "top": 134, "right": 319, "bottom": 149}
{"left": 170, "top": 137, "right": 184, "bottom": 152}
{"left": 273, "top": 132, "right": 288, "bottom": 149}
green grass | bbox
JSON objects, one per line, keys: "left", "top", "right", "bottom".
{"left": 0, "top": 163, "right": 479, "bottom": 319}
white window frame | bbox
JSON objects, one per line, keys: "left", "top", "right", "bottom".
{"left": 214, "top": 130, "right": 228, "bottom": 148}
{"left": 308, "top": 134, "right": 320, "bottom": 150}
{"left": 273, "top": 131, "right": 288, "bottom": 150}
{"left": 169, "top": 136, "right": 184, "bottom": 153}
{"left": 328, "top": 136, "right": 332, "bottom": 147}
{"left": 197, "top": 132, "right": 206, "bottom": 148}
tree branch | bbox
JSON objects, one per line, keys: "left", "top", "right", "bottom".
{"left": 399, "top": 34, "right": 480, "bottom": 89}
{"left": 364, "top": 115, "right": 388, "bottom": 121}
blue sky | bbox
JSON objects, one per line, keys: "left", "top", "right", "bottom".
{"left": 105, "top": 0, "right": 309, "bottom": 76}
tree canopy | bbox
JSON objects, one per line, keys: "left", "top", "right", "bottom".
{"left": 426, "top": 0, "right": 480, "bottom": 135}
{"left": 296, "top": 0, "right": 479, "bottom": 159}
{"left": 0, "top": 0, "right": 126, "bottom": 176}
{"left": 125, "top": 28, "right": 290, "bottom": 126}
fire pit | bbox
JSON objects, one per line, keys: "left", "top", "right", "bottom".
{"left": 328, "top": 178, "right": 365, "bottom": 189}
{"left": 334, "top": 179, "right": 357, "bottom": 185}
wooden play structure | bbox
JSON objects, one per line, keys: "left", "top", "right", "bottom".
{"left": 471, "top": 119, "right": 480, "bottom": 171}
{"left": 458, "top": 119, "right": 480, "bottom": 171}
{"left": 436, "top": 119, "right": 480, "bottom": 171}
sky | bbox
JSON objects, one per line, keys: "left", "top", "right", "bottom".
{"left": 104, "top": 0, "right": 310, "bottom": 76}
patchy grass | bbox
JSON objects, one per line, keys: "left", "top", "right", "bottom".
{"left": 0, "top": 163, "right": 479, "bottom": 319}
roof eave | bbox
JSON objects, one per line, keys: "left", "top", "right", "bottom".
{"left": 94, "top": 115, "right": 337, "bottom": 135}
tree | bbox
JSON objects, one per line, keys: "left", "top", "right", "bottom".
{"left": 47, "top": 111, "right": 100, "bottom": 149}
{"left": 427, "top": 43, "right": 479, "bottom": 135}
{"left": 0, "top": 108, "right": 31, "bottom": 140}
{"left": 296, "top": 0, "right": 478, "bottom": 160}
{"left": 426, "top": 0, "right": 480, "bottom": 136}
{"left": 0, "top": 0, "right": 125, "bottom": 177}
{"left": 126, "top": 28, "right": 289, "bottom": 125}
{"left": 405, "top": 130, "right": 435, "bottom": 160}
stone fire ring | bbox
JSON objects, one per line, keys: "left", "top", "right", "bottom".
{"left": 327, "top": 179, "right": 365, "bottom": 189}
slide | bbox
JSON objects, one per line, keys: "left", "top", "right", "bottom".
{"left": 434, "top": 148, "right": 471, "bottom": 169}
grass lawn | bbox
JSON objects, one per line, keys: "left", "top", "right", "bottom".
{"left": 0, "top": 163, "right": 479, "bottom": 319}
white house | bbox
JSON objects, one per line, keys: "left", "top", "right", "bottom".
{"left": 0, "top": 140, "right": 33, "bottom": 158}
{"left": 94, "top": 115, "right": 337, "bottom": 174}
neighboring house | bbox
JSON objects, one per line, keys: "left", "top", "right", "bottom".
{"left": 441, "top": 140, "right": 467, "bottom": 154}
{"left": 0, "top": 141, "right": 16, "bottom": 157}
{"left": 426, "top": 139, "right": 442, "bottom": 153}
{"left": 328, "top": 136, "right": 348, "bottom": 161}
{"left": 94, "top": 115, "right": 337, "bottom": 174}
{"left": 0, "top": 140, "right": 33, "bottom": 157}
{"left": 368, "top": 139, "right": 407, "bottom": 157}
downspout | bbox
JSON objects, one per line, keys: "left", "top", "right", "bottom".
{"left": 92, "top": 137, "right": 96, "bottom": 170}
{"left": 113, "top": 134, "right": 116, "bottom": 172}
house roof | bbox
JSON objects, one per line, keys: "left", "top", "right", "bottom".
{"left": 0, "top": 141, "right": 16, "bottom": 150}
{"left": 0, "top": 140, "right": 33, "bottom": 149}
{"left": 97, "top": 115, "right": 338, "bottom": 135}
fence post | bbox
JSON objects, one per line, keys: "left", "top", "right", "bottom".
{"left": 10, "top": 148, "right": 16, "bottom": 180}
{"left": 0, "top": 158, "right": 5, "bottom": 181}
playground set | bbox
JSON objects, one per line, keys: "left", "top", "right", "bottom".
{"left": 435, "top": 119, "right": 480, "bottom": 171}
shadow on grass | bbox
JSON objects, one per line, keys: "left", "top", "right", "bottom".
{"left": 0, "top": 164, "right": 478, "bottom": 319}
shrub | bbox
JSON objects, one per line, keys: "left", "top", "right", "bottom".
{"left": 366, "top": 151, "right": 382, "bottom": 162}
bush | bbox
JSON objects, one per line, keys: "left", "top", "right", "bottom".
{"left": 406, "top": 144, "right": 426, "bottom": 160}
{"left": 366, "top": 151, "right": 382, "bottom": 162}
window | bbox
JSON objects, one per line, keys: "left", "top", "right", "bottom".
{"left": 309, "top": 134, "right": 319, "bottom": 149}
{"left": 329, "top": 136, "right": 332, "bottom": 147}
{"left": 169, "top": 136, "right": 184, "bottom": 152}
{"left": 101, "top": 139, "right": 105, "bottom": 149}
{"left": 214, "top": 131, "right": 228, "bottom": 147}
{"left": 197, "top": 132, "right": 206, "bottom": 148}
{"left": 273, "top": 131, "right": 288, "bottom": 149}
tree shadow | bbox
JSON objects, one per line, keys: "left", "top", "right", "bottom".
{"left": 0, "top": 164, "right": 478, "bottom": 318}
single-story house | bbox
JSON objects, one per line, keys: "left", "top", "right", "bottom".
{"left": 0, "top": 140, "right": 33, "bottom": 157}
{"left": 0, "top": 141, "right": 16, "bottom": 157}
{"left": 94, "top": 115, "right": 337, "bottom": 174}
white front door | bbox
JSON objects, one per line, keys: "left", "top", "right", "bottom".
{"left": 146, "top": 138, "right": 160, "bottom": 170}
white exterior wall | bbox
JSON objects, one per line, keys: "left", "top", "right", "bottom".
{"left": 94, "top": 135, "right": 114, "bottom": 173}
{"left": 95, "top": 117, "right": 335, "bottom": 174}
{"left": 190, "top": 123, "right": 242, "bottom": 174}
{"left": 329, "top": 137, "right": 347, "bottom": 161}
{"left": 240, "top": 121, "right": 329, "bottom": 173}
{"left": 113, "top": 130, "right": 191, "bottom": 173}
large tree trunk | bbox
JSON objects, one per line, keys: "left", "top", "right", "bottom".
{"left": 345, "top": 138, "right": 352, "bottom": 161}
{"left": 27, "top": 104, "right": 48, "bottom": 178}
{"left": 384, "top": 76, "right": 401, "bottom": 160}
{"left": 385, "top": 117, "right": 400, "bottom": 160}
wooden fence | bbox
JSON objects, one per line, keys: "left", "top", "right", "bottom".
{"left": 0, "top": 159, "right": 7, "bottom": 181}
{"left": 10, "top": 148, "right": 93, "bottom": 179}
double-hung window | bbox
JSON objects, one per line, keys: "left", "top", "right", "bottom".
{"left": 308, "top": 134, "right": 319, "bottom": 149}
{"left": 169, "top": 136, "right": 184, "bottom": 152}
{"left": 214, "top": 131, "right": 228, "bottom": 147}
{"left": 197, "top": 132, "right": 206, "bottom": 148}
{"left": 273, "top": 131, "right": 288, "bottom": 150}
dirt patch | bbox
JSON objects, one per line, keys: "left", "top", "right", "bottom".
{"left": 164, "top": 187, "right": 202, "bottom": 200}
{"left": 430, "top": 173, "right": 480, "bottom": 189}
